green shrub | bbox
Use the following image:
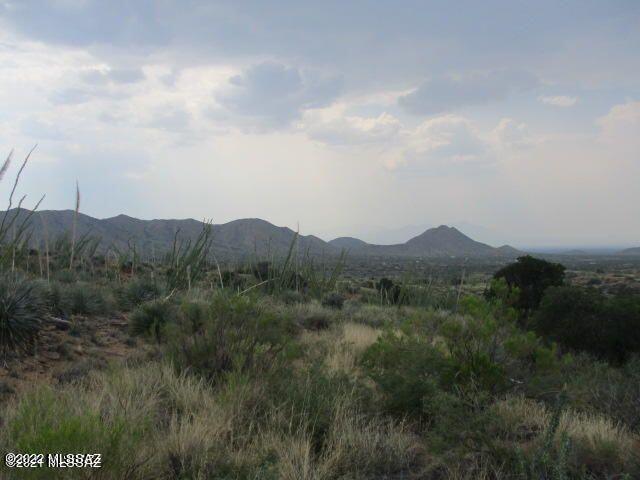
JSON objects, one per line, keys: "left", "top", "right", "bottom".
{"left": 277, "top": 289, "right": 305, "bottom": 305}
{"left": 220, "top": 270, "right": 250, "bottom": 291}
{"left": 376, "top": 277, "right": 403, "bottom": 305}
{"left": 52, "top": 269, "right": 76, "bottom": 284}
{"left": 49, "top": 282, "right": 114, "bottom": 317}
{"left": 44, "top": 281, "right": 66, "bottom": 317}
{"left": 179, "top": 300, "right": 208, "bottom": 332}
{"left": 361, "top": 326, "right": 501, "bottom": 455}
{"left": 535, "top": 286, "right": 640, "bottom": 363}
{"left": 165, "top": 293, "right": 295, "bottom": 380}
{"left": 251, "top": 261, "right": 271, "bottom": 281}
{"left": 490, "top": 255, "right": 565, "bottom": 313}
{"left": 0, "top": 275, "right": 47, "bottom": 358}
{"left": 321, "top": 291, "right": 345, "bottom": 309}
{"left": 362, "top": 330, "right": 449, "bottom": 418}
{"left": 264, "top": 299, "right": 337, "bottom": 330}
{"left": 363, "top": 295, "right": 561, "bottom": 419}
{"left": 129, "top": 300, "right": 178, "bottom": 341}
{"left": 443, "top": 296, "right": 555, "bottom": 394}
{"left": 117, "top": 277, "right": 162, "bottom": 310}
{"left": 266, "top": 364, "right": 366, "bottom": 442}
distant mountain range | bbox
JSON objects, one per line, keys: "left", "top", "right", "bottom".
{"left": 330, "top": 225, "right": 521, "bottom": 258}
{"left": 3, "top": 209, "right": 522, "bottom": 260}
{"left": 618, "top": 247, "right": 640, "bottom": 256}
{"left": 4, "top": 209, "right": 330, "bottom": 259}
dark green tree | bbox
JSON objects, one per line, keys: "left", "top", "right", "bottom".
{"left": 490, "top": 255, "right": 565, "bottom": 313}
{"left": 535, "top": 286, "right": 640, "bottom": 364}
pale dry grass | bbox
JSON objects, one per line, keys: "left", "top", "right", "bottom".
{"left": 266, "top": 431, "right": 320, "bottom": 480}
{"left": 493, "top": 396, "right": 639, "bottom": 471}
{"left": 253, "top": 393, "right": 421, "bottom": 480}
{"left": 278, "top": 299, "right": 339, "bottom": 330}
{"left": 319, "top": 395, "right": 422, "bottom": 477}
{"left": 560, "top": 409, "right": 638, "bottom": 473}
{"left": 493, "top": 395, "right": 548, "bottom": 433}
{"left": 296, "top": 321, "right": 382, "bottom": 373}
{"left": 440, "top": 457, "right": 506, "bottom": 480}
{"left": 342, "top": 322, "right": 382, "bottom": 351}
{"left": 325, "top": 322, "right": 381, "bottom": 374}
{"left": 90, "top": 363, "right": 215, "bottom": 420}
{"left": 92, "top": 364, "right": 268, "bottom": 478}
{"left": 562, "top": 410, "right": 634, "bottom": 453}
{"left": 158, "top": 416, "right": 219, "bottom": 479}
{"left": 297, "top": 326, "right": 339, "bottom": 368}
{"left": 346, "top": 303, "right": 399, "bottom": 327}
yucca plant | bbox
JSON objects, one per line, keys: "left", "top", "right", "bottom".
{"left": 0, "top": 274, "right": 47, "bottom": 358}
{"left": 61, "top": 282, "right": 113, "bottom": 316}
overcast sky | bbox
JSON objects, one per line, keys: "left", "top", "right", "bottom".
{"left": 0, "top": 0, "right": 639, "bottom": 247}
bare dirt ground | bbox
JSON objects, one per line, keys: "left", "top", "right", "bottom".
{"left": 0, "top": 315, "right": 143, "bottom": 400}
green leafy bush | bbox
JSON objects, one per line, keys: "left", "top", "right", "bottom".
{"left": 362, "top": 295, "right": 560, "bottom": 419}
{"left": 179, "top": 300, "right": 207, "bottom": 332}
{"left": 165, "top": 293, "right": 296, "bottom": 380}
{"left": 450, "top": 295, "right": 558, "bottom": 392}
{"left": 362, "top": 330, "right": 449, "bottom": 418}
{"left": 490, "top": 255, "right": 565, "bottom": 313}
{"left": 535, "top": 286, "right": 640, "bottom": 363}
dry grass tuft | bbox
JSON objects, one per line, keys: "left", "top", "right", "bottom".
{"left": 266, "top": 431, "right": 319, "bottom": 480}
{"left": 319, "top": 395, "right": 422, "bottom": 477}
{"left": 493, "top": 395, "right": 639, "bottom": 473}
{"left": 342, "top": 322, "right": 382, "bottom": 351}
{"left": 325, "top": 322, "right": 381, "bottom": 374}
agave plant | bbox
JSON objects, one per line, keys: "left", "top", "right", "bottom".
{"left": 0, "top": 274, "right": 47, "bottom": 358}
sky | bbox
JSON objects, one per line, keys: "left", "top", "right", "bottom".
{"left": 0, "top": 0, "right": 639, "bottom": 248}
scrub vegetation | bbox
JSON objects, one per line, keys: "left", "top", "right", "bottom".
{"left": 1, "top": 150, "right": 639, "bottom": 479}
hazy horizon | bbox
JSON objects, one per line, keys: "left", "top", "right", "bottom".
{"left": 1, "top": 1, "right": 639, "bottom": 248}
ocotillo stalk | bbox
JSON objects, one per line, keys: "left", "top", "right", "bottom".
{"left": 455, "top": 268, "right": 466, "bottom": 313}
{"left": 69, "top": 181, "right": 80, "bottom": 270}
{"left": 0, "top": 146, "right": 35, "bottom": 241}
{"left": 40, "top": 212, "right": 50, "bottom": 283}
